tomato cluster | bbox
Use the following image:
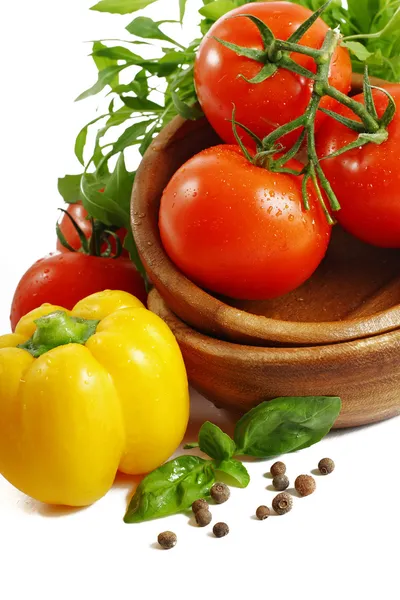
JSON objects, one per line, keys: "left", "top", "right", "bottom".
{"left": 159, "top": 2, "right": 400, "bottom": 301}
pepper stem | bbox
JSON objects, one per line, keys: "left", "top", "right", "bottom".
{"left": 18, "top": 311, "right": 100, "bottom": 358}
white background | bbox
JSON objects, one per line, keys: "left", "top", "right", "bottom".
{"left": 1, "top": 2, "right": 399, "bottom": 599}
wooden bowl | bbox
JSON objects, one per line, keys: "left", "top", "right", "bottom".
{"left": 132, "top": 76, "right": 400, "bottom": 347}
{"left": 148, "top": 288, "right": 400, "bottom": 428}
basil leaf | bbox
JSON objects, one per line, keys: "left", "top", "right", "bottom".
{"left": 342, "top": 41, "right": 373, "bottom": 62}
{"left": 58, "top": 174, "right": 84, "bottom": 204}
{"left": 126, "top": 17, "right": 178, "bottom": 47}
{"left": 90, "top": 0, "right": 159, "bottom": 14}
{"left": 124, "top": 456, "right": 216, "bottom": 523}
{"left": 234, "top": 396, "right": 341, "bottom": 458}
{"left": 171, "top": 92, "right": 203, "bottom": 120}
{"left": 75, "top": 65, "right": 126, "bottom": 101}
{"left": 198, "top": 422, "right": 236, "bottom": 460}
{"left": 215, "top": 459, "right": 250, "bottom": 488}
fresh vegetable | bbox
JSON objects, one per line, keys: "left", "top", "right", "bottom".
{"left": 56, "top": 201, "right": 128, "bottom": 256}
{"left": 10, "top": 253, "right": 147, "bottom": 331}
{"left": 159, "top": 145, "right": 331, "bottom": 300}
{"left": 124, "top": 396, "right": 341, "bottom": 523}
{"left": 0, "top": 290, "right": 189, "bottom": 506}
{"left": 316, "top": 85, "right": 400, "bottom": 247}
{"left": 194, "top": 2, "right": 352, "bottom": 148}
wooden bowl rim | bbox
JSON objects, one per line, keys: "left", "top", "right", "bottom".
{"left": 132, "top": 75, "right": 400, "bottom": 346}
{"left": 149, "top": 288, "right": 400, "bottom": 364}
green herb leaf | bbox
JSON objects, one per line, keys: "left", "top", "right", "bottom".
{"left": 215, "top": 458, "right": 250, "bottom": 488}
{"left": 75, "top": 65, "right": 126, "bottom": 101}
{"left": 234, "top": 396, "right": 341, "bottom": 458}
{"left": 74, "top": 114, "right": 107, "bottom": 166}
{"left": 124, "top": 456, "right": 216, "bottom": 523}
{"left": 124, "top": 230, "right": 147, "bottom": 280}
{"left": 121, "top": 96, "right": 163, "bottom": 111}
{"left": 90, "top": 0, "right": 159, "bottom": 14}
{"left": 91, "top": 42, "right": 120, "bottom": 91}
{"left": 171, "top": 92, "right": 203, "bottom": 120}
{"left": 57, "top": 174, "right": 84, "bottom": 204}
{"left": 341, "top": 40, "right": 373, "bottom": 62}
{"left": 92, "top": 45, "right": 143, "bottom": 62}
{"left": 199, "top": 0, "right": 239, "bottom": 20}
{"left": 179, "top": 0, "right": 187, "bottom": 22}
{"left": 198, "top": 422, "right": 236, "bottom": 460}
{"left": 81, "top": 173, "right": 127, "bottom": 227}
{"left": 126, "top": 17, "right": 179, "bottom": 47}
{"left": 183, "top": 442, "right": 200, "bottom": 450}
{"left": 104, "top": 153, "right": 135, "bottom": 215}
{"left": 104, "top": 119, "right": 155, "bottom": 161}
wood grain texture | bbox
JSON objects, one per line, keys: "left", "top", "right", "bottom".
{"left": 131, "top": 76, "right": 400, "bottom": 347}
{"left": 148, "top": 289, "right": 400, "bottom": 429}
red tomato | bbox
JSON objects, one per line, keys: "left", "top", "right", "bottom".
{"left": 316, "top": 85, "right": 400, "bottom": 247}
{"left": 159, "top": 145, "right": 331, "bottom": 300}
{"left": 10, "top": 253, "right": 147, "bottom": 330}
{"left": 57, "top": 201, "right": 128, "bottom": 257}
{"left": 195, "top": 2, "right": 351, "bottom": 149}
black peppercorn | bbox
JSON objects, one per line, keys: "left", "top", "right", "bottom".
{"left": 256, "top": 505, "right": 271, "bottom": 520}
{"left": 210, "top": 482, "right": 230, "bottom": 504}
{"left": 195, "top": 508, "right": 212, "bottom": 527}
{"left": 213, "top": 522, "right": 229, "bottom": 538}
{"left": 270, "top": 461, "right": 286, "bottom": 477}
{"left": 272, "top": 474, "right": 289, "bottom": 491}
{"left": 318, "top": 458, "right": 335, "bottom": 475}
{"left": 192, "top": 498, "right": 209, "bottom": 513}
{"left": 272, "top": 492, "right": 293, "bottom": 515}
{"left": 295, "top": 474, "right": 316, "bottom": 497}
{"left": 157, "top": 531, "right": 177, "bottom": 549}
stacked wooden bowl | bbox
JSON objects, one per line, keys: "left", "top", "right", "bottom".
{"left": 131, "top": 77, "right": 400, "bottom": 428}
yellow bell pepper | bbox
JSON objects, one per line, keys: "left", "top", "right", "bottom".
{"left": 0, "top": 290, "right": 189, "bottom": 507}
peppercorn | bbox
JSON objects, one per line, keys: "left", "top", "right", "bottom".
{"left": 210, "top": 482, "right": 230, "bottom": 504}
{"left": 295, "top": 474, "right": 316, "bottom": 497}
{"left": 270, "top": 461, "right": 286, "bottom": 477}
{"left": 272, "top": 474, "right": 289, "bottom": 491}
{"left": 192, "top": 498, "right": 209, "bottom": 513}
{"left": 256, "top": 505, "right": 271, "bottom": 520}
{"left": 318, "top": 458, "right": 335, "bottom": 475}
{"left": 272, "top": 492, "right": 293, "bottom": 515}
{"left": 195, "top": 508, "right": 212, "bottom": 527}
{"left": 213, "top": 522, "right": 229, "bottom": 538}
{"left": 157, "top": 531, "right": 177, "bottom": 549}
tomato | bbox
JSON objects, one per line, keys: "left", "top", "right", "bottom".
{"left": 10, "top": 253, "right": 147, "bottom": 330}
{"left": 194, "top": 2, "right": 351, "bottom": 149}
{"left": 57, "top": 201, "right": 128, "bottom": 257}
{"left": 159, "top": 145, "right": 331, "bottom": 300}
{"left": 316, "top": 85, "right": 400, "bottom": 248}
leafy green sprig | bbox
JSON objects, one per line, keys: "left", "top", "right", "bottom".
{"left": 124, "top": 395, "right": 341, "bottom": 523}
